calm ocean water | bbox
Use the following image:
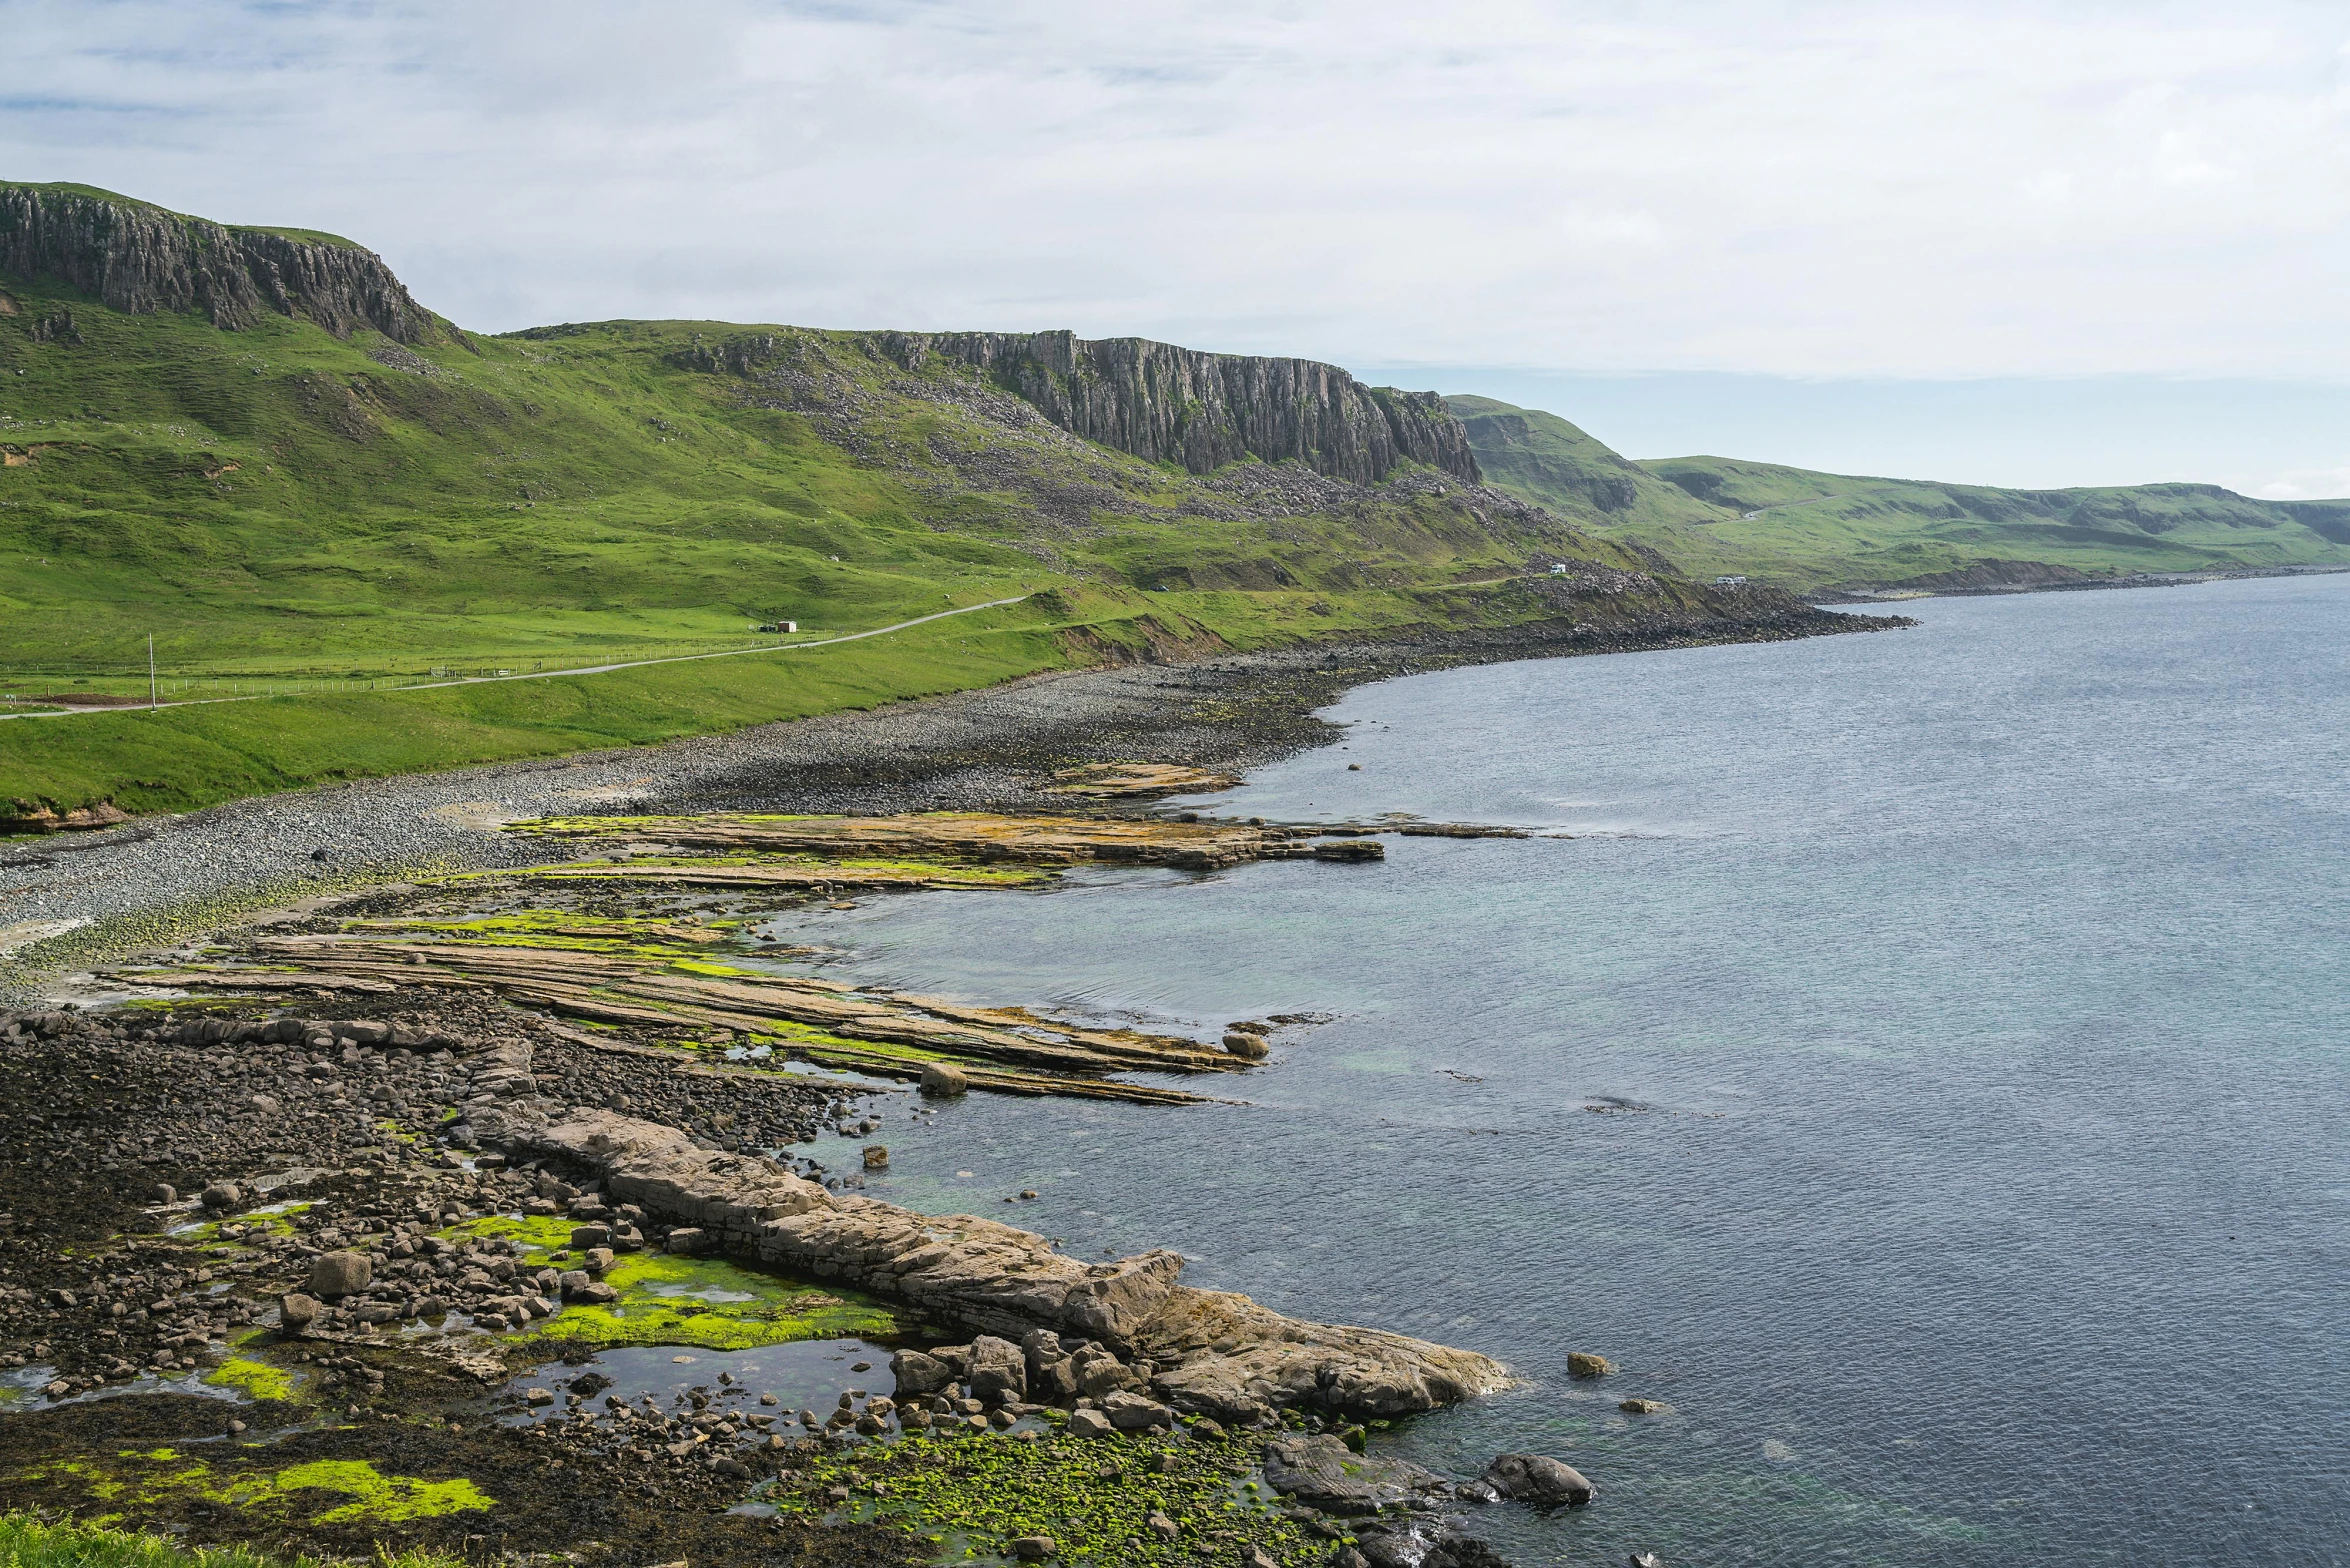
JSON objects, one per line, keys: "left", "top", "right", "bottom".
{"left": 760, "top": 574, "right": 2350, "bottom": 1566}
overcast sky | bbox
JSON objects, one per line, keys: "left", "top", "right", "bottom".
{"left": 9, "top": 0, "right": 2350, "bottom": 494}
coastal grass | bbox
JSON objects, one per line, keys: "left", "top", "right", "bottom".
{"left": 0, "top": 574, "right": 1585, "bottom": 819}
{"left": 0, "top": 1515, "right": 466, "bottom": 1568}
{"left": 1, "top": 241, "right": 1667, "bottom": 815}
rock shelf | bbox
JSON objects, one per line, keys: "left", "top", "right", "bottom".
{"left": 501, "top": 810, "right": 1383, "bottom": 873}
{"left": 503, "top": 1106, "right": 1509, "bottom": 1424}
{"left": 110, "top": 932, "right": 1240, "bottom": 1104}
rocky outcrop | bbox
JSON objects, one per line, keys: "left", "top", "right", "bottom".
{"left": 875, "top": 329, "right": 1479, "bottom": 486}
{"left": 0, "top": 183, "right": 441, "bottom": 342}
{"left": 509, "top": 1107, "right": 1509, "bottom": 1421}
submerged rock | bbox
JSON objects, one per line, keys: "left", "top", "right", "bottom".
{"left": 1261, "top": 1433, "right": 1450, "bottom": 1515}
{"left": 1481, "top": 1453, "right": 1595, "bottom": 1508}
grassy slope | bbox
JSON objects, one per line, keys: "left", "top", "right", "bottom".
{"left": 0, "top": 199, "right": 1679, "bottom": 815}
{"left": 1449, "top": 396, "right": 2350, "bottom": 592}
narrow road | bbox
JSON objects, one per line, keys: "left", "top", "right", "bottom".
{"left": 3, "top": 595, "right": 1031, "bottom": 720}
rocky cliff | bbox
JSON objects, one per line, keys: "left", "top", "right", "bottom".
{"left": 877, "top": 328, "right": 1479, "bottom": 486}
{"left": 0, "top": 182, "right": 442, "bottom": 343}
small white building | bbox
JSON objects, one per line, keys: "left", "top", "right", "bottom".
{"left": 1713, "top": 575, "right": 1748, "bottom": 586}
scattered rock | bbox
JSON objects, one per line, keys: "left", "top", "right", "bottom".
{"left": 1010, "top": 1538, "right": 1055, "bottom": 1563}
{"left": 1221, "top": 1031, "right": 1271, "bottom": 1060}
{"left": 278, "top": 1292, "right": 320, "bottom": 1329}
{"left": 862, "top": 1145, "right": 889, "bottom": 1170}
{"left": 665, "top": 1227, "right": 706, "bottom": 1255}
{"left": 1101, "top": 1389, "right": 1173, "bottom": 1430}
{"left": 1618, "top": 1398, "right": 1665, "bottom": 1415}
{"left": 199, "top": 1182, "right": 241, "bottom": 1209}
{"left": 1566, "top": 1351, "right": 1612, "bottom": 1378}
{"left": 1067, "top": 1407, "right": 1112, "bottom": 1438}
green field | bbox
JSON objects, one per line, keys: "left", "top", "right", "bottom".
{"left": 1450, "top": 395, "right": 2350, "bottom": 592}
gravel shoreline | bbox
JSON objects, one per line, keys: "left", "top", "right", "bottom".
{"left": 0, "top": 606, "right": 1902, "bottom": 998}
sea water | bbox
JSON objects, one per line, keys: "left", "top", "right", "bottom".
{"left": 757, "top": 573, "right": 2350, "bottom": 1566}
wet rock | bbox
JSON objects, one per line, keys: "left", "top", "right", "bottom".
{"left": 308, "top": 1250, "right": 372, "bottom": 1298}
{"left": 1481, "top": 1454, "right": 1594, "bottom": 1508}
{"left": 862, "top": 1145, "right": 889, "bottom": 1170}
{"left": 1010, "top": 1536, "right": 1055, "bottom": 1562}
{"left": 1261, "top": 1434, "right": 1449, "bottom": 1515}
{"left": 200, "top": 1182, "right": 242, "bottom": 1209}
{"left": 1618, "top": 1398, "right": 1665, "bottom": 1415}
{"left": 1147, "top": 1512, "right": 1180, "bottom": 1542}
{"left": 1566, "top": 1351, "right": 1612, "bottom": 1378}
{"left": 525, "top": 1387, "right": 555, "bottom": 1406}
{"left": 1067, "top": 1407, "right": 1112, "bottom": 1438}
{"left": 920, "top": 1061, "right": 971, "bottom": 1097}
{"left": 278, "top": 1293, "right": 320, "bottom": 1329}
{"left": 1221, "top": 1031, "right": 1271, "bottom": 1061}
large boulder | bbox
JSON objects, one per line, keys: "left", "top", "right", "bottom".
{"left": 1481, "top": 1454, "right": 1594, "bottom": 1508}
{"left": 1140, "top": 1286, "right": 1509, "bottom": 1423}
{"left": 1102, "top": 1389, "right": 1174, "bottom": 1431}
{"left": 891, "top": 1350, "right": 955, "bottom": 1397}
{"left": 967, "top": 1335, "right": 1027, "bottom": 1404}
{"left": 1071, "top": 1341, "right": 1137, "bottom": 1400}
{"left": 308, "top": 1250, "right": 372, "bottom": 1299}
{"left": 1261, "top": 1434, "right": 1450, "bottom": 1516}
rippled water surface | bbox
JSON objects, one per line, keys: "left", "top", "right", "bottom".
{"left": 762, "top": 575, "right": 2350, "bottom": 1566}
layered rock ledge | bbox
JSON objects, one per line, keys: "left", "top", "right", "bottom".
{"left": 504, "top": 1107, "right": 1508, "bottom": 1423}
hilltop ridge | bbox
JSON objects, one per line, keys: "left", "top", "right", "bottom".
{"left": 1448, "top": 395, "right": 2350, "bottom": 592}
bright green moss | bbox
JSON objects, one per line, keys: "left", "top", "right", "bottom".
{"left": 0, "top": 1510, "right": 469, "bottom": 1568}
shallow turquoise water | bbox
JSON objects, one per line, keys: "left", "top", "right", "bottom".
{"left": 762, "top": 574, "right": 2350, "bottom": 1566}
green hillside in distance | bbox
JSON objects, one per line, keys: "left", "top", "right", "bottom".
{"left": 1, "top": 181, "right": 1805, "bottom": 820}
{"left": 1450, "top": 395, "right": 2350, "bottom": 594}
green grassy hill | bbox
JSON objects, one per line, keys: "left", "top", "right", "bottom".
{"left": 1, "top": 184, "right": 1774, "bottom": 820}
{"left": 1450, "top": 396, "right": 2350, "bottom": 593}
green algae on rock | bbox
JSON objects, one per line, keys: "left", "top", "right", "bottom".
{"left": 442, "top": 1214, "right": 900, "bottom": 1351}
{"left": 16, "top": 1451, "right": 491, "bottom": 1528}
{"left": 772, "top": 1424, "right": 1330, "bottom": 1566}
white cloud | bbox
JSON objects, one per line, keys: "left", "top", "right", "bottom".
{"left": 3, "top": 0, "right": 2350, "bottom": 381}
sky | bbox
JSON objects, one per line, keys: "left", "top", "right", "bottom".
{"left": 6, "top": 0, "right": 2350, "bottom": 495}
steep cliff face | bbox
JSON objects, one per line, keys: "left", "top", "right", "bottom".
{"left": 0, "top": 183, "right": 441, "bottom": 343}
{"left": 877, "top": 329, "right": 1479, "bottom": 486}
